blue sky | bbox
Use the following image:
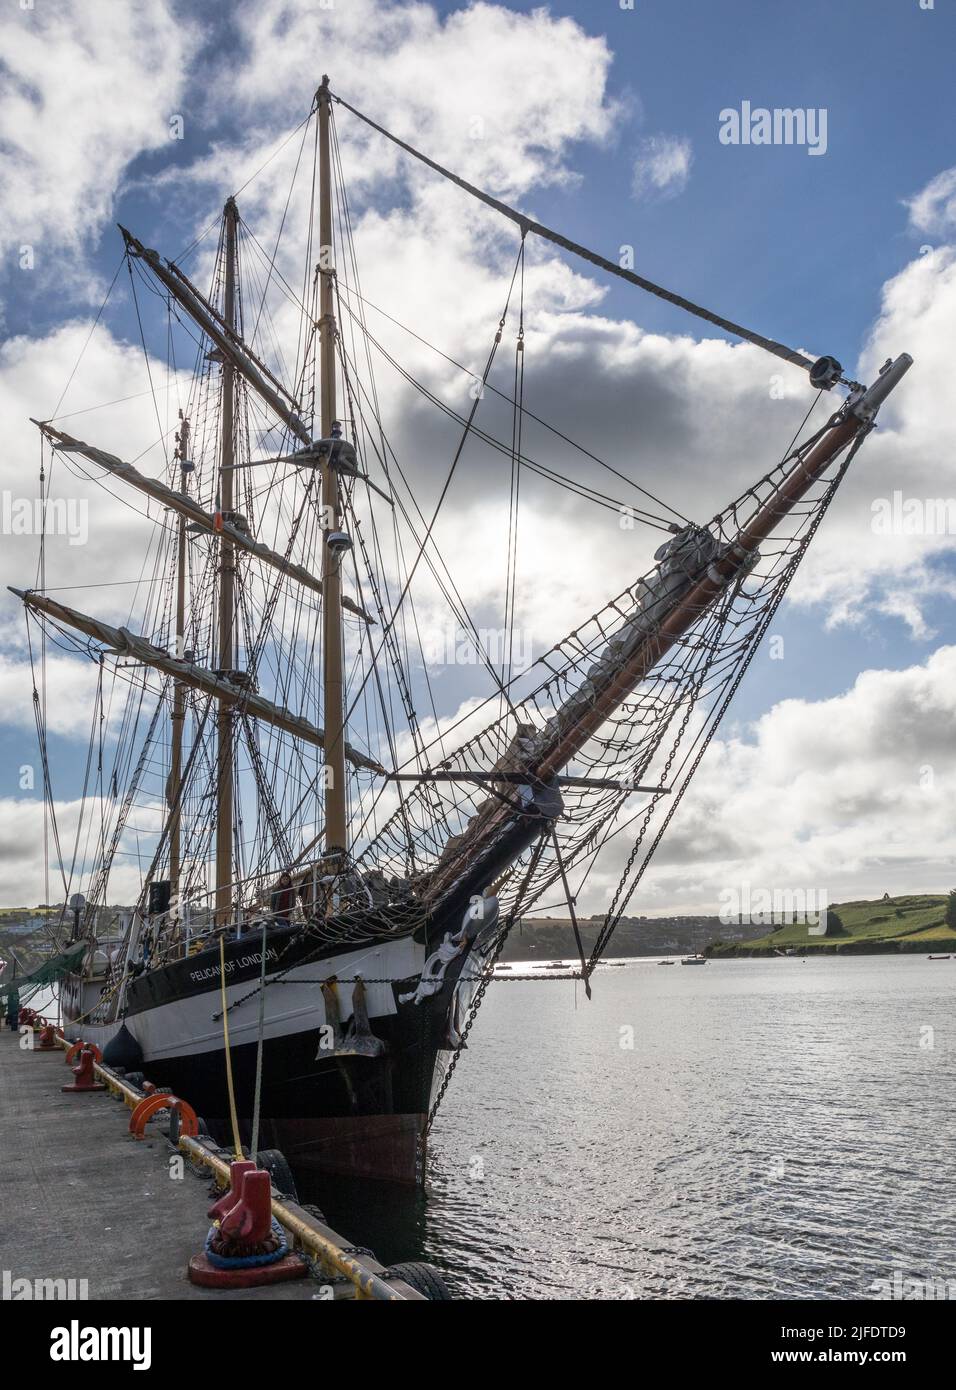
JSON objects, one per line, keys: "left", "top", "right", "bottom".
{"left": 458, "top": 0, "right": 954, "bottom": 360}
{"left": 10, "top": 1, "right": 955, "bottom": 370}
{"left": 1, "top": 0, "right": 954, "bottom": 908}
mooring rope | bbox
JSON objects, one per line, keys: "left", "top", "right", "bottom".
{"left": 249, "top": 920, "right": 268, "bottom": 1163}
{"left": 218, "top": 934, "right": 243, "bottom": 1159}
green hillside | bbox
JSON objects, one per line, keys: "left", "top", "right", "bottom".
{"left": 707, "top": 894, "right": 956, "bottom": 956}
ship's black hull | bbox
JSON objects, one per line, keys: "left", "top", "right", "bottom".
{"left": 135, "top": 1018, "right": 435, "bottom": 1184}
{"left": 65, "top": 795, "right": 557, "bottom": 1184}
{"left": 68, "top": 906, "right": 483, "bottom": 1184}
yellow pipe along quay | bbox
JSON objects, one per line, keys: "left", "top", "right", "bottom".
{"left": 39, "top": 1027, "right": 422, "bottom": 1301}
{"left": 175, "top": 1135, "right": 413, "bottom": 1301}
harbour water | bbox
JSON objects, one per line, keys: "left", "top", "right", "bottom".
{"left": 308, "top": 955, "right": 956, "bottom": 1300}
{"left": 24, "top": 956, "right": 955, "bottom": 1300}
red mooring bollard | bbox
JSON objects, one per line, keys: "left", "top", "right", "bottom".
{"left": 35, "top": 1023, "right": 59, "bottom": 1051}
{"left": 219, "top": 1169, "right": 274, "bottom": 1246}
{"left": 188, "top": 1166, "right": 307, "bottom": 1289}
{"left": 208, "top": 1160, "right": 257, "bottom": 1223}
{"left": 128, "top": 1093, "right": 198, "bottom": 1139}
{"left": 64, "top": 1040, "right": 102, "bottom": 1066}
{"left": 61, "top": 1047, "right": 107, "bottom": 1093}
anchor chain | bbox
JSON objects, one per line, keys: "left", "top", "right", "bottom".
{"left": 596, "top": 632, "right": 720, "bottom": 963}
{"left": 424, "top": 834, "right": 548, "bottom": 1134}
{"left": 590, "top": 438, "right": 864, "bottom": 967}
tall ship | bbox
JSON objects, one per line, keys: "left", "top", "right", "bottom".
{"left": 7, "top": 79, "right": 911, "bottom": 1183}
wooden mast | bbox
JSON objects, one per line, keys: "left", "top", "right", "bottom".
{"left": 215, "top": 198, "right": 239, "bottom": 925}
{"left": 168, "top": 411, "right": 190, "bottom": 922}
{"left": 317, "top": 77, "right": 348, "bottom": 862}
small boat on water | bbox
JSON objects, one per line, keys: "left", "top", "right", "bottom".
{"left": 680, "top": 954, "right": 707, "bottom": 965}
{"left": 928, "top": 954, "right": 952, "bottom": 960}
{"left": 657, "top": 959, "right": 675, "bottom": 966}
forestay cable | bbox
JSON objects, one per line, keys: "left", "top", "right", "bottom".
{"left": 331, "top": 89, "right": 817, "bottom": 375}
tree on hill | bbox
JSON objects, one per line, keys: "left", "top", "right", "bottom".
{"left": 945, "top": 891, "right": 956, "bottom": 930}
{"left": 823, "top": 909, "right": 847, "bottom": 937}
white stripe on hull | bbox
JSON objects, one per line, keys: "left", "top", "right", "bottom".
{"left": 65, "top": 936, "right": 425, "bottom": 1062}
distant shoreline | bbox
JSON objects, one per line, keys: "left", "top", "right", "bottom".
{"left": 704, "top": 893, "right": 955, "bottom": 958}
{"left": 706, "top": 940, "right": 956, "bottom": 958}
{"left": 3, "top": 894, "right": 953, "bottom": 970}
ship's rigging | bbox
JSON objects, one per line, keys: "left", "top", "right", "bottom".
{"left": 14, "top": 76, "right": 910, "bottom": 1032}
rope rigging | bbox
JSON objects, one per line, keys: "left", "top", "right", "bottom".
{"left": 13, "top": 80, "right": 904, "bottom": 1162}
{"left": 329, "top": 88, "right": 821, "bottom": 377}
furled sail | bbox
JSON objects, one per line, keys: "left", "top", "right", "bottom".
{"left": 10, "top": 589, "right": 386, "bottom": 774}
{"left": 34, "top": 423, "right": 374, "bottom": 623}
{"left": 120, "top": 227, "right": 312, "bottom": 446}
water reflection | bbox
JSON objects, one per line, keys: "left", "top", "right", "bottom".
{"left": 299, "top": 956, "right": 956, "bottom": 1300}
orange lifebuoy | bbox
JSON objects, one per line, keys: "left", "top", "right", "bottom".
{"left": 64, "top": 1040, "right": 103, "bottom": 1066}
{"left": 129, "top": 1093, "right": 198, "bottom": 1139}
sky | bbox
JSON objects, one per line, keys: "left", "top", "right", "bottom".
{"left": 0, "top": 0, "right": 954, "bottom": 914}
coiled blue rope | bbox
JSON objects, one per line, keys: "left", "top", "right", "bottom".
{"left": 204, "top": 1217, "right": 289, "bottom": 1269}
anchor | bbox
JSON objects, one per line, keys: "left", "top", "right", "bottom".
{"left": 318, "top": 977, "right": 387, "bottom": 1059}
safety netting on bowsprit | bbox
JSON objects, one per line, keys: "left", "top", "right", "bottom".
{"left": 355, "top": 417, "right": 860, "bottom": 969}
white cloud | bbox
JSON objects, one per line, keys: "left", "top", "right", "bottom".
{"left": 631, "top": 134, "right": 693, "bottom": 201}
{"left": 581, "top": 646, "right": 956, "bottom": 916}
{"left": 3, "top": 645, "right": 953, "bottom": 914}
{"left": 0, "top": 794, "right": 153, "bottom": 906}
{"left": 0, "top": 0, "right": 197, "bottom": 260}
{"left": 0, "top": 320, "right": 189, "bottom": 607}
{"left": 2, "top": 1, "right": 956, "bottom": 915}
{"left": 223, "top": 0, "right": 616, "bottom": 197}
{"left": 785, "top": 245, "right": 956, "bottom": 637}
{"left": 904, "top": 166, "right": 956, "bottom": 238}
{"left": 0, "top": 649, "right": 101, "bottom": 739}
